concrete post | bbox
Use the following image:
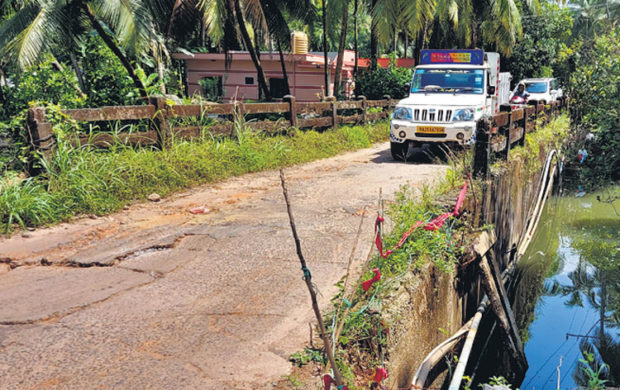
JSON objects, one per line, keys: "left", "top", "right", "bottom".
{"left": 473, "top": 118, "right": 491, "bottom": 179}
{"left": 325, "top": 96, "right": 337, "bottom": 129}
{"left": 357, "top": 95, "right": 367, "bottom": 124}
{"left": 283, "top": 95, "right": 297, "bottom": 128}
{"left": 149, "top": 97, "right": 171, "bottom": 148}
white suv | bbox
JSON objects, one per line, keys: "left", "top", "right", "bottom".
{"left": 514, "top": 78, "right": 563, "bottom": 104}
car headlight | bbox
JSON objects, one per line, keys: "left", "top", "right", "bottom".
{"left": 452, "top": 108, "right": 475, "bottom": 121}
{"left": 392, "top": 106, "right": 412, "bottom": 121}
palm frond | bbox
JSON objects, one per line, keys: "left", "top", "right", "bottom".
{"left": 91, "top": 0, "right": 153, "bottom": 56}
{"left": 1, "top": 0, "right": 71, "bottom": 69}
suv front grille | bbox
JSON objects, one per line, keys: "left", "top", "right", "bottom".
{"left": 413, "top": 108, "right": 453, "bottom": 123}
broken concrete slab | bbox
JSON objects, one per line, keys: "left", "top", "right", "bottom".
{"left": 68, "top": 226, "right": 188, "bottom": 266}
{"left": 0, "top": 266, "right": 153, "bottom": 324}
{"left": 119, "top": 248, "right": 205, "bottom": 274}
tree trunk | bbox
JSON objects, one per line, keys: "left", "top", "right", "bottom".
{"left": 353, "top": 0, "right": 358, "bottom": 77}
{"left": 370, "top": 0, "right": 378, "bottom": 69}
{"left": 82, "top": 4, "right": 147, "bottom": 98}
{"left": 69, "top": 53, "right": 87, "bottom": 95}
{"left": 232, "top": 0, "right": 271, "bottom": 100}
{"left": 333, "top": 0, "right": 350, "bottom": 98}
{"left": 52, "top": 59, "right": 87, "bottom": 99}
{"left": 404, "top": 33, "right": 408, "bottom": 58}
{"left": 0, "top": 65, "right": 5, "bottom": 103}
{"left": 414, "top": 19, "right": 428, "bottom": 63}
{"left": 322, "top": 0, "right": 329, "bottom": 97}
{"left": 393, "top": 28, "right": 397, "bottom": 54}
{"left": 276, "top": 39, "right": 291, "bottom": 96}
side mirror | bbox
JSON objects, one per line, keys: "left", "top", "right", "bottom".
{"left": 550, "top": 89, "right": 557, "bottom": 94}
{"left": 487, "top": 86, "right": 496, "bottom": 95}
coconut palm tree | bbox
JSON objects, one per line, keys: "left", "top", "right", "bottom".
{"left": 0, "top": 0, "right": 153, "bottom": 97}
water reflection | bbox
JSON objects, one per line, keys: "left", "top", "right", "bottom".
{"left": 515, "top": 188, "right": 619, "bottom": 389}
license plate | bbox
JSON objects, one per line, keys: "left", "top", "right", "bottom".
{"left": 417, "top": 126, "right": 445, "bottom": 134}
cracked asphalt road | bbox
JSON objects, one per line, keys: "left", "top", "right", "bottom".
{"left": 0, "top": 143, "right": 446, "bottom": 389}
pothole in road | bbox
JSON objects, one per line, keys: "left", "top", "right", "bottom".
{"left": 118, "top": 245, "right": 172, "bottom": 261}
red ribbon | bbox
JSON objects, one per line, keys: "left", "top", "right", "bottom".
{"left": 373, "top": 367, "right": 388, "bottom": 383}
{"left": 423, "top": 212, "right": 451, "bottom": 231}
{"left": 374, "top": 183, "right": 468, "bottom": 258}
{"left": 453, "top": 181, "right": 468, "bottom": 216}
{"left": 362, "top": 268, "right": 382, "bottom": 291}
{"left": 323, "top": 374, "right": 336, "bottom": 390}
{"left": 323, "top": 375, "right": 350, "bottom": 390}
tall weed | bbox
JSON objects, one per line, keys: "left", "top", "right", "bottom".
{"left": 0, "top": 120, "right": 389, "bottom": 232}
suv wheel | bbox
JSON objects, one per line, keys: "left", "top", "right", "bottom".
{"left": 390, "top": 141, "right": 409, "bottom": 161}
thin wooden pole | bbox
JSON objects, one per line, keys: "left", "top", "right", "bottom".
{"left": 279, "top": 169, "right": 345, "bottom": 387}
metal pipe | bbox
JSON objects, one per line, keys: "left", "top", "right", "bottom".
{"left": 517, "top": 150, "right": 557, "bottom": 257}
{"left": 448, "top": 298, "right": 489, "bottom": 390}
{"left": 412, "top": 319, "right": 473, "bottom": 388}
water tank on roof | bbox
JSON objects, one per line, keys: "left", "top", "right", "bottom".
{"left": 291, "top": 31, "right": 308, "bottom": 55}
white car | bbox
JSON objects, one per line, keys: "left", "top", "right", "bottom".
{"left": 513, "top": 78, "right": 563, "bottom": 104}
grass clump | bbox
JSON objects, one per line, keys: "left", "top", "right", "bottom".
{"left": 501, "top": 114, "right": 570, "bottom": 175}
{"left": 0, "top": 117, "right": 389, "bottom": 233}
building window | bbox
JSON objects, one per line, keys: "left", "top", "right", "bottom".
{"left": 245, "top": 76, "right": 254, "bottom": 85}
{"left": 199, "top": 76, "right": 223, "bottom": 102}
{"left": 269, "top": 78, "right": 289, "bottom": 99}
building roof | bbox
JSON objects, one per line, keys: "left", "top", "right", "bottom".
{"left": 172, "top": 50, "right": 363, "bottom": 69}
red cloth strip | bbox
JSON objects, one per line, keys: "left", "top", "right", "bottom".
{"left": 362, "top": 268, "right": 382, "bottom": 291}
{"left": 452, "top": 181, "right": 468, "bottom": 216}
{"left": 373, "top": 367, "right": 388, "bottom": 383}
{"left": 423, "top": 212, "right": 451, "bottom": 231}
{"left": 374, "top": 183, "right": 467, "bottom": 259}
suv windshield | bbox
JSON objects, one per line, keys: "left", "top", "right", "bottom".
{"left": 411, "top": 69, "right": 484, "bottom": 94}
{"left": 525, "top": 82, "right": 548, "bottom": 93}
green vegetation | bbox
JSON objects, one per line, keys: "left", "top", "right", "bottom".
{"left": 354, "top": 61, "right": 413, "bottom": 100}
{"left": 301, "top": 156, "right": 471, "bottom": 386}
{"left": 503, "top": 114, "right": 570, "bottom": 175}
{"left": 0, "top": 116, "right": 388, "bottom": 232}
{"left": 504, "top": 2, "right": 574, "bottom": 84}
{"left": 567, "top": 29, "right": 619, "bottom": 185}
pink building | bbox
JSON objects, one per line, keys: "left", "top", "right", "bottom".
{"left": 173, "top": 50, "right": 363, "bottom": 102}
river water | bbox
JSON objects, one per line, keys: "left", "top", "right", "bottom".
{"left": 513, "top": 188, "right": 619, "bottom": 389}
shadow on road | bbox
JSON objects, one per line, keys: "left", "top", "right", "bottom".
{"left": 371, "top": 144, "right": 456, "bottom": 165}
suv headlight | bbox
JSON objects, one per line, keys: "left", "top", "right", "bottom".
{"left": 452, "top": 108, "right": 475, "bottom": 121}
{"left": 392, "top": 106, "right": 412, "bottom": 121}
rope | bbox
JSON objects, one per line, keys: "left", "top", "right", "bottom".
{"left": 301, "top": 266, "right": 311, "bottom": 280}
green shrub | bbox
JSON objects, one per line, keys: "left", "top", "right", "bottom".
{"left": 0, "top": 56, "right": 86, "bottom": 121}
{"left": 79, "top": 35, "right": 139, "bottom": 107}
{"left": 354, "top": 61, "right": 414, "bottom": 100}
{"left": 569, "top": 28, "right": 620, "bottom": 183}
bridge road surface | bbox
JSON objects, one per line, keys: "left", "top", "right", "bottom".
{"left": 0, "top": 143, "right": 446, "bottom": 389}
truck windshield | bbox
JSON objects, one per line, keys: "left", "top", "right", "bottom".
{"left": 525, "top": 82, "right": 548, "bottom": 93}
{"left": 411, "top": 69, "right": 484, "bottom": 94}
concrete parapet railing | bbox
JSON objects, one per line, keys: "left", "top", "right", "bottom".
{"left": 26, "top": 96, "right": 397, "bottom": 151}
{"left": 473, "top": 97, "right": 569, "bottom": 179}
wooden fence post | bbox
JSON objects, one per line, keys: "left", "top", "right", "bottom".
{"left": 283, "top": 95, "right": 297, "bottom": 128}
{"left": 473, "top": 118, "right": 491, "bottom": 179}
{"left": 357, "top": 95, "right": 367, "bottom": 124}
{"left": 149, "top": 97, "right": 171, "bottom": 148}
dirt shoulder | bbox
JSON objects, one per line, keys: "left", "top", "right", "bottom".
{"left": 0, "top": 143, "right": 446, "bottom": 389}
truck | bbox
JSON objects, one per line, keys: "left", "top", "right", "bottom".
{"left": 389, "top": 49, "right": 512, "bottom": 160}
